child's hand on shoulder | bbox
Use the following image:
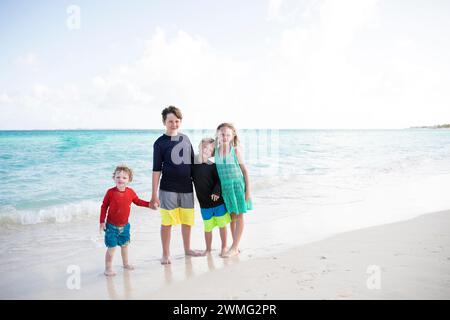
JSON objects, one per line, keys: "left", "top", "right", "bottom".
{"left": 211, "top": 194, "right": 219, "bottom": 202}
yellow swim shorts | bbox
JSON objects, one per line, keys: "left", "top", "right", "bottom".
{"left": 159, "top": 190, "right": 195, "bottom": 226}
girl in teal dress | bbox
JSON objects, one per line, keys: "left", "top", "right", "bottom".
{"left": 214, "top": 123, "right": 252, "bottom": 257}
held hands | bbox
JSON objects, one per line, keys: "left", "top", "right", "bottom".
{"left": 211, "top": 193, "right": 220, "bottom": 202}
{"left": 99, "top": 223, "right": 106, "bottom": 234}
{"left": 149, "top": 196, "right": 160, "bottom": 210}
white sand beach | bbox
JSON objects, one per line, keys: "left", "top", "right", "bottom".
{"left": 2, "top": 208, "right": 449, "bottom": 300}
{"left": 147, "top": 210, "right": 450, "bottom": 300}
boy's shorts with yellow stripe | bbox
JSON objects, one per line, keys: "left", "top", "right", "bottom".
{"left": 159, "top": 189, "right": 195, "bottom": 226}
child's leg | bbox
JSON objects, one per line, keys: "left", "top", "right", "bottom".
{"left": 225, "top": 214, "right": 244, "bottom": 257}
{"left": 207, "top": 252, "right": 215, "bottom": 270}
{"left": 179, "top": 193, "right": 203, "bottom": 256}
{"left": 230, "top": 213, "right": 237, "bottom": 241}
{"left": 219, "top": 226, "right": 228, "bottom": 257}
{"left": 181, "top": 224, "right": 191, "bottom": 254}
{"left": 121, "top": 245, "right": 134, "bottom": 270}
{"left": 104, "top": 247, "right": 116, "bottom": 276}
{"left": 182, "top": 224, "right": 204, "bottom": 256}
{"left": 161, "top": 225, "right": 172, "bottom": 264}
{"left": 204, "top": 231, "right": 212, "bottom": 254}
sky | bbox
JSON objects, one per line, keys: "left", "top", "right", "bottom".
{"left": 1, "top": 0, "right": 449, "bottom": 129}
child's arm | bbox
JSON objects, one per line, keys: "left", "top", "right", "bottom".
{"left": 99, "top": 190, "right": 110, "bottom": 233}
{"left": 235, "top": 146, "right": 251, "bottom": 201}
{"left": 211, "top": 166, "right": 222, "bottom": 202}
{"left": 131, "top": 189, "right": 150, "bottom": 208}
{"left": 150, "top": 141, "right": 163, "bottom": 209}
{"left": 150, "top": 171, "right": 161, "bottom": 208}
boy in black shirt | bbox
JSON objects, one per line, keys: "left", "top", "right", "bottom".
{"left": 192, "top": 138, "right": 231, "bottom": 257}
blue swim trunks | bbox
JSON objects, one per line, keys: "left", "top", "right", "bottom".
{"left": 200, "top": 204, "right": 231, "bottom": 232}
{"left": 104, "top": 223, "right": 130, "bottom": 248}
{"left": 200, "top": 203, "right": 227, "bottom": 220}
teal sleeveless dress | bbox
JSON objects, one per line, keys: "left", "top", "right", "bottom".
{"left": 214, "top": 145, "right": 253, "bottom": 214}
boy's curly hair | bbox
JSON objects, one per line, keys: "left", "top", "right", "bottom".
{"left": 112, "top": 165, "right": 134, "bottom": 182}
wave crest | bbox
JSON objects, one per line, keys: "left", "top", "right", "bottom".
{"left": 0, "top": 201, "right": 100, "bottom": 226}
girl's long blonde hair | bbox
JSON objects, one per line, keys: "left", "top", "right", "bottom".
{"left": 216, "top": 123, "right": 240, "bottom": 147}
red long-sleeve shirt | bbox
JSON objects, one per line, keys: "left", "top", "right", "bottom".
{"left": 100, "top": 187, "right": 149, "bottom": 226}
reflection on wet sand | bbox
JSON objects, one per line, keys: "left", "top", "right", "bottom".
{"left": 163, "top": 264, "right": 173, "bottom": 285}
{"left": 105, "top": 269, "right": 132, "bottom": 300}
{"left": 105, "top": 252, "right": 242, "bottom": 299}
{"left": 207, "top": 253, "right": 216, "bottom": 270}
{"left": 185, "top": 256, "right": 194, "bottom": 278}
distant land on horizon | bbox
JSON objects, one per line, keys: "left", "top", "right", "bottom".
{"left": 410, "top": 124, "right": 450, "bottom": 129}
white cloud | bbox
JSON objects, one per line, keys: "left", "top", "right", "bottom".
{"left": 256, "top": 0, "right": 384, "bottom": 127}
{"left": 84, "top": 27, "right": 255, "bottom": 128}
{"left": 0, "top": 93, "right": 13, "bottom": 104}
{"left": 0, "top": 28, "right": 253, "bottom": 129}
{"left": 2, "top": 0, "right": 450, "bottom": 129}
{"left": 15, "top": 53, "right": 39, "bottom": 68}
{"left": 267, "top": 0, "right": 284, "bottom": 22}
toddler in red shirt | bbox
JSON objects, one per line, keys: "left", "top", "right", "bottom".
{"left": 100, "top": 165, "right": 151, "bottom": 276}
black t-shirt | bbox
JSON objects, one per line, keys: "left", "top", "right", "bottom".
{"left": 192, "top": 160, "right": 224, "bottom": 208}
{"left": 152, "top": 133, "right": 194, "bottom": 193}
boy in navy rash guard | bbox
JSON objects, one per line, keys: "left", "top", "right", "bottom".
{"left": 150, "top": 106, "right": 203, "bottom": 265}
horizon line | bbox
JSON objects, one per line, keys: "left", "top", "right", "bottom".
{"left": 0, "top": 127, "right": 430, "bottom": 131}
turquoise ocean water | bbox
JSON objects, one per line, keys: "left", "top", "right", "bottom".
{"left": 1, "top": 129, "right": 450, "bottom": 226}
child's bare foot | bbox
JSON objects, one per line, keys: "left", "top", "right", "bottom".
{"left": 104, "top": 269, "right": 116, "bottom": 276}
{"left": 161, "top": 256, "right": 171, "bottom": 265}
{"left": 219, "top": 248, "right": 228, "bottom": 257}
{"left": 123, "top": 264, "right": 134, "bottom": 270}
{"left": 203, "top": 249, "right": 212, "bottom": 256}
{"left": 185, "top": 249, "right": 205, "bottom": 257}
{"left": 223, "top": 247, "right": 240, "bottom": 258}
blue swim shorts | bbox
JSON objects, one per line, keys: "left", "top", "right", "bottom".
{"left": 104, "top": 223, "right": 130, "bottom": 248}
{"left": 200, "top": 203, "right": 227, "bottom": 220}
